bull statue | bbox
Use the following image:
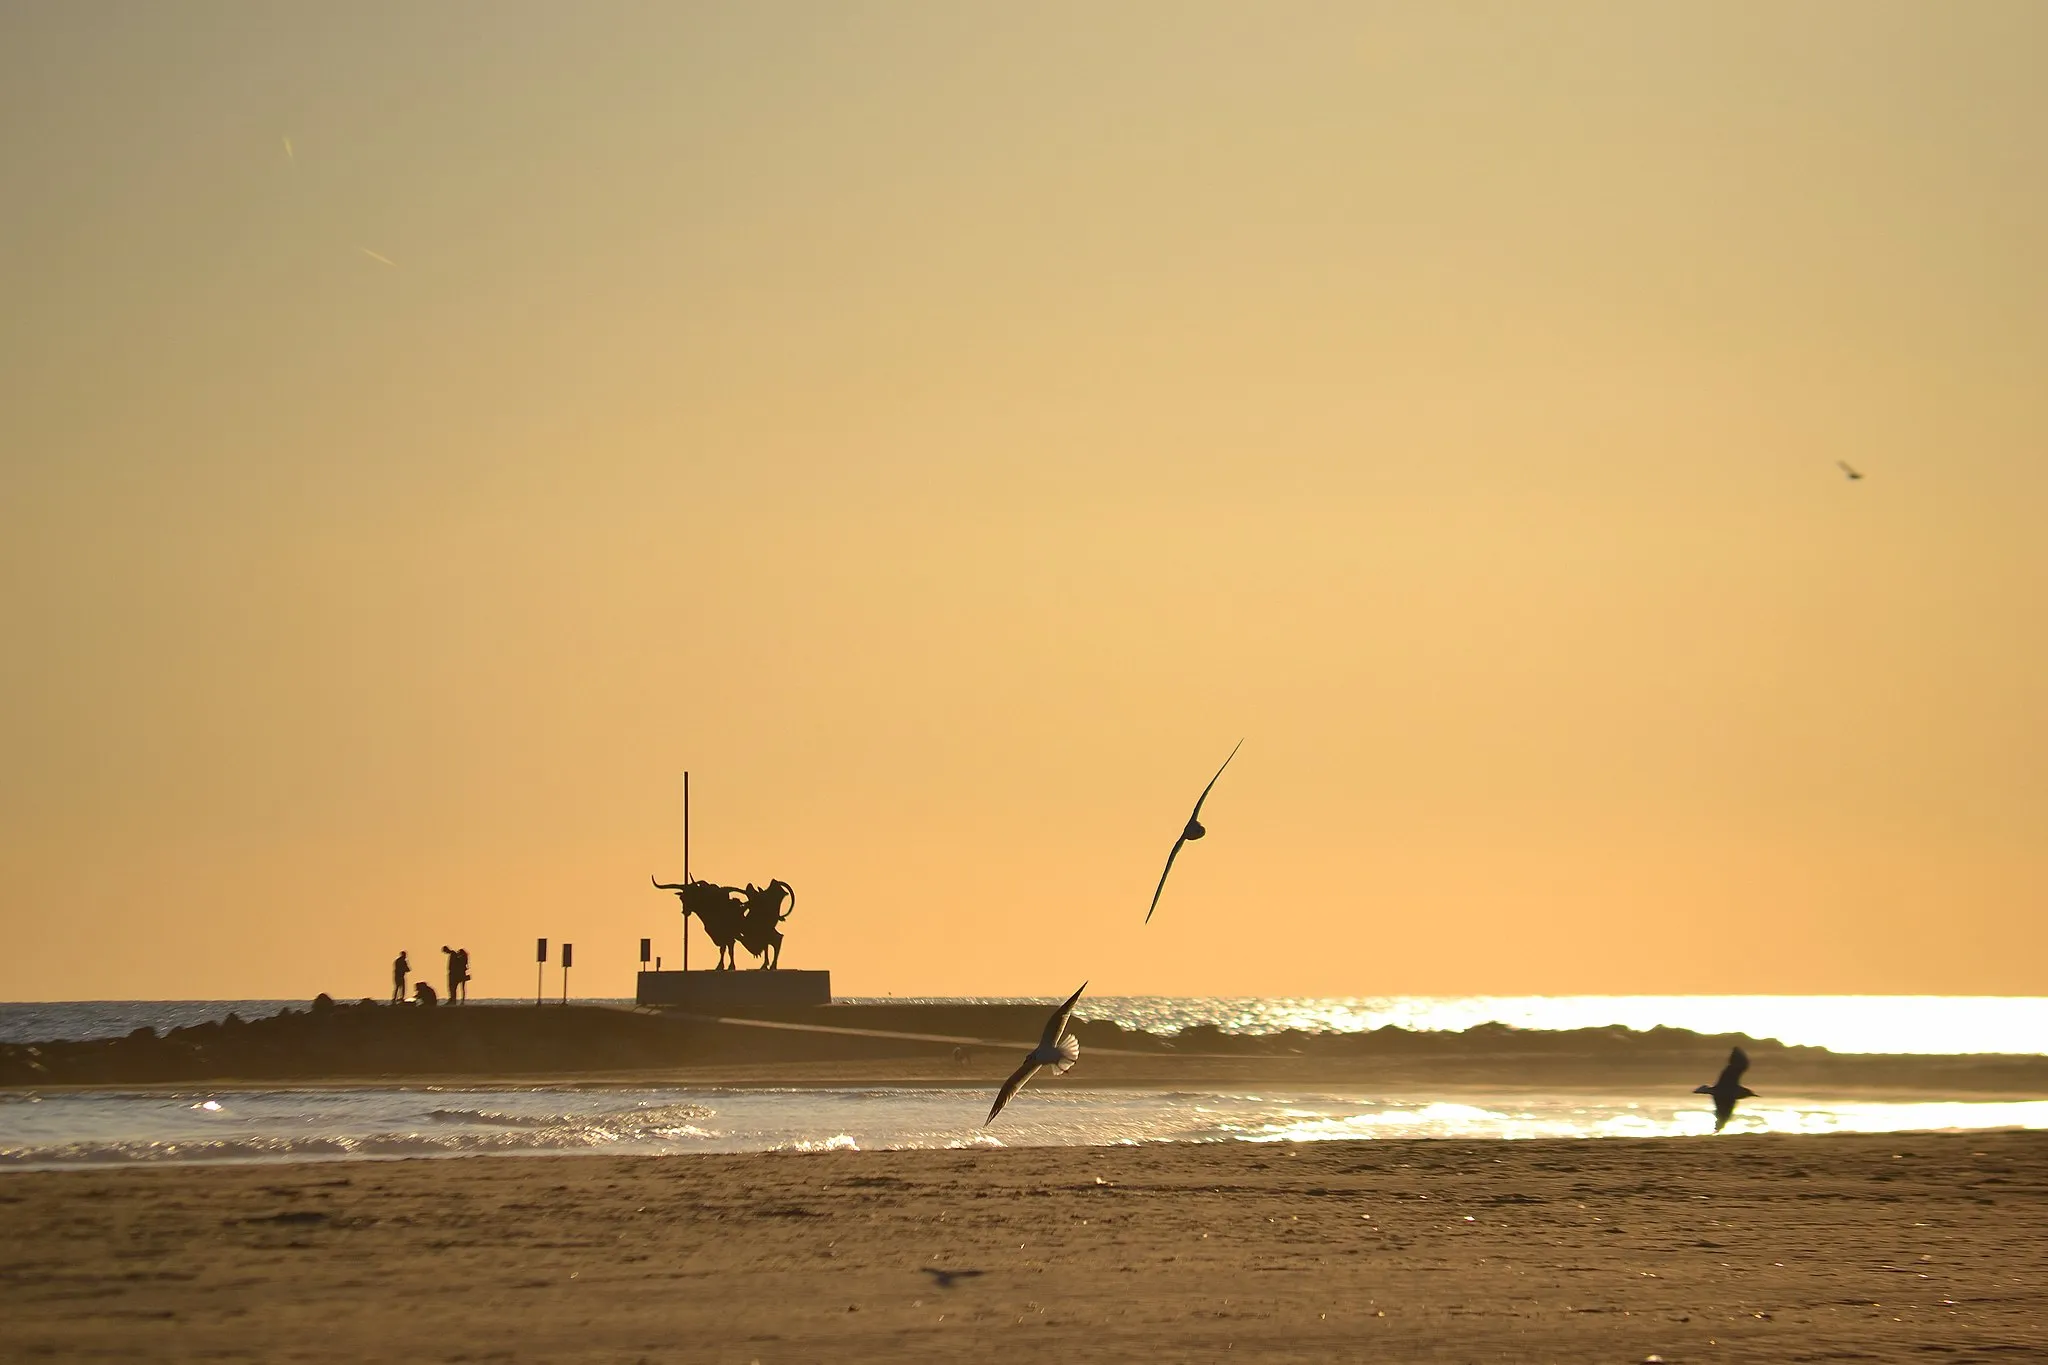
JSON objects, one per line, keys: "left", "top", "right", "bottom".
{"left": 736, "top": 879, "right": 795, "bottom": 969}
{"left": 650, "top": 876, "right": 796, "bottom": 970}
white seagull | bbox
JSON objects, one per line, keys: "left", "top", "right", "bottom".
{"left": 984, "top": 982, "right": 1087, "bottom": 1127}
{"left": 1145, "top": 740, "right": 1242, "bottom": 924}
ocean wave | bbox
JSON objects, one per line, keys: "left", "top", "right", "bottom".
{"left": 426, "top": 1100, "right": 716, "bottom": 1137}
{"left": 771, "top": 1133, "right": 858, "bottom": 1153}
{"left": 0, "top": 1121, "right": 719, "bottom": 1166}
{"left": 427, "top": 1108, "right": 578, "bottom": 1128}
{"left": 7, "top": 1087, "right": 2048, "bottom": 1168}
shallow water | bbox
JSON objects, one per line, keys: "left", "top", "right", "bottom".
{"left": 4, "top": 1083, "right": 2045, "bottom": 1169}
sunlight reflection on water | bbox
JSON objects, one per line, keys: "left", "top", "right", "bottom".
{"left": 1243, "top": 1097, "right": 2048, "bottom": 1143}
{"left": 1047, "top": 996, "right": 2048, "bottom": 1056}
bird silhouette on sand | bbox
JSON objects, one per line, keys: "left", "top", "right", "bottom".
{"left": 1694, "top": 1047, "right": 1757, "bottom": 1132}
{"left": 1145, "top": 740, "right": 1242, "bottom": 924}
{"left": 984, "top": 982, "right": 1087, "bottom": 1127}
{"left": 1838, "top": 460, "right": 1864, "bottom": 481}
{"left": 921, "top": 1267, "right": 986, "bottom": 1289}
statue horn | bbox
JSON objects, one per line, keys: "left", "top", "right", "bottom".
{"left": 651, "top": 877, "right": 687, "bottom": 891}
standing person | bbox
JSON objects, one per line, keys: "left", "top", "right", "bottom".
{"left": 441, "top": 946, "right": 462, "bottom": 1004}
{"left": 455, "top": 947, "right": 470, "bottom": 1003}
{"left": 392, "top": 950, "right": 410, "bottom": 1004}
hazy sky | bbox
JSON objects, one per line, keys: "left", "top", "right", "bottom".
{"left": 3, "top": 3, "right": 2043, "bottom": 1002}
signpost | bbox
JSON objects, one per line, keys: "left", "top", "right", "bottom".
{"left": 561, "top": 942, "right": 573, "bottom": 1004}
{"left": 535, "top": 938, "right": 547, "bottom": 1007}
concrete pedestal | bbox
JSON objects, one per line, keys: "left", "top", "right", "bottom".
{"left": 634, "top": 969, "right": 832, "bottom": 1012}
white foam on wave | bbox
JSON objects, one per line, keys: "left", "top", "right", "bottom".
{"left": 8, "top": 1085, "right": 2045, "bottom": 1170}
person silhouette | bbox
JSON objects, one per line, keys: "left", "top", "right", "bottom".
{"left": 441, "top": 946, "right": 463, "bottom": 1004}
{"left": 413, "top": 980, "right": 438, "bottom": 1007}
{"left": 392, "top": 951, "right": 410, "bottom": 1004}
{"left": 457, "top": 947, "right": 470, "bottom": 1002}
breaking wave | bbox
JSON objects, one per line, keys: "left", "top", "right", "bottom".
{"left": 424, "top": 1102, "right": 711, "bottom": 1131}
{"left": 0, "top": 1128, "right": 677, "bottom": 1165}
{"left": 6, "top": 1085, "right": 2048, "bottom": 1170}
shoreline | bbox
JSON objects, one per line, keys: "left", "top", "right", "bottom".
{"left": 5, "top": 1129, "right": 2044, "bottom": 1362}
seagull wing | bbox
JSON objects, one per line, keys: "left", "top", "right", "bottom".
{"left": 985, "top": 1058, "right": 1039, "bottom": 1126}
{"left": 1187, "top": 738, "right": 1244, "bottom": 824}
{"left": 1039, "top": 981, "right": 1089, "bottom": 1051}
{"left": 1147, "top": 740, "right": 1241, "bottom": 924}
{"left": 1145, "top": 837, "right": 1186, "bottom": 924}
{"left": 1716, "top": 1047, "right": 1749, "bottom": 1089}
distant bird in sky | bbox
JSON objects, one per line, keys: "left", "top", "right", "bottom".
{"left": 1838, "top": 460, "right": 1864, "bottom": 481}
{"left": 282, "top": 135, "right": 294, "bottom": 165}
{"left": 1694, "top": 1047, "right": 1756, "bottom": 1133}
{"left": 984, "top": 982, "right": 1086, "bottom": 1127}
{"left": 1145, "top": 739, "right": 1242, "bottom": 924}
{"left": 921, "top": 1267, "right": 986, "bottom": 1289}
{"left": 357, "top": 246, "right": 396, "bottom": 267}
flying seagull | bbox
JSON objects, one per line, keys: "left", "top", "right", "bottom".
{"left": 1694, "top": 1047, "right": 1756, "bottom": 1132}
{"left": 920, "top": 1267, "right": 986, "bottom": 1289}
{"left": 1144, "top": 739, "right": 1243, "bottom": 924}
{"left": 358, "top": 246, "right": 396, "bottom": 267}
{"left": 1837, "top": 460, "right": 1864, "bottom": 481}
{"left": 282, "top": 135, "right": 294, "bottom": 165}
{"left": 984, "top": 982, "right": 1086, "bottom": 1127}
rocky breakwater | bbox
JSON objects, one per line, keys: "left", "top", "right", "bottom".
{"left": 0, "top": 997, "right": 709, "bottom": 1087}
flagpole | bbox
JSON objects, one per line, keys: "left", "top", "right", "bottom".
{"left": 682, "top": 771, "right": 691, "bottom": 973}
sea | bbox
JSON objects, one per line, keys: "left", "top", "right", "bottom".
{"left": 4, "top": 996, "right": 2045, "bottom": 1168}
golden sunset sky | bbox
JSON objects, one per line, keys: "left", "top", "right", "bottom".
{"left": 2, "top": 3, "right": 2043, "bottom": 1002}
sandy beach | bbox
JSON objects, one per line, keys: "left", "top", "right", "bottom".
{"left": 4, "top": 1129, "right": 2044, "bottom": 1363}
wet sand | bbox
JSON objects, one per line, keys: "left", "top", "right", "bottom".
{"left": 4, "top": 1129, "right": 2044, "bottom": 1362}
